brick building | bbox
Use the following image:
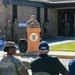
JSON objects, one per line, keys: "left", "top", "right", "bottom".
{"left": 1, "top": 0, "right": 75, "bottom": 41}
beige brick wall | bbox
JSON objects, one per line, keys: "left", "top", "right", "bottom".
{"left": 17, "top": 6, "right": 58, "bottom": 39}
{"left": 0, "top": 0, "right": 5, "bottom": 31}
{"left": 3, "top": 5, "right": 12, "bottom": 36}
{"left": 40, "top": 8, "right": 44, "bottom": 38}
{"left": 0, "top": 1, "right": 12, "bottom": 36}
{"left": 40, "top": 8, "right": 58, "bottom": 38}
{"left": 48, "top": 8, "right": 58, "bottom": 37}
{"left": 4, "top": 5, "right": 12, "bottom": 21}
{"left": 17, "top": 6, "right": 36, "bottom": 22}
{"left": 17, "top": 6, "right": 37, "bottom": 39}
{"left": 0, "top": 1, "right": 58, "bottom": 40}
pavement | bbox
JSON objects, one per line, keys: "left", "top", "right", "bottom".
{"left": 15, "top": 36, "right": 75, "bottom": 59}
{"left": 0, "top": 36, "right": 75, "bottom": 58}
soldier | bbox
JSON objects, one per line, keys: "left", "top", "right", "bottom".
{"left": 0, "top": 41, "right": 28, "bottom": 75}
{"left": 30, "top": 41, "right": 69, "bottom": 75}
{"left": 27, "top": 15, "right": 40, "bottom": 28}
{"left": 12, "top": 19, "right": 18, "bottom": 42}
{"left": 5, "top": 20, "right": 12, "bottom": 41}
{"left": 65, "top": 21, "right": 70, "bottom": 36}
{"left": 43, "top": 20, "right": 49, "bottom": 38}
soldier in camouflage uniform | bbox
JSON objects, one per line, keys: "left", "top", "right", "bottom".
{"left": 27, "top": 15, "right": 40, "bottom": 28}
{"left": 12, "top": 19, "right": 18, "bottom": 42}
{"left": 43, "top": 20, "right": 49, "bottom": 38}
{"left": 0, "top": 41, "right": 28, "bottom": 75}
{"left": 65, "top": 21, "right": 70, "bottom": 36}
{"left": 5, "top": 20, "right": 12, "bottom": 41}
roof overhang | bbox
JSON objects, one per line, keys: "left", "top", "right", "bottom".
{"left": 2, "top": 0, "right": 53, "bottom": 8}
{"left": 2, "top": 0, "right": 75, "bottom": 8}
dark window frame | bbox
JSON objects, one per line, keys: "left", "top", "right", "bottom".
{"left": 36, "top": 7, "right": 40, "bottom": 23}
{"left": 12, "top": 5, "right": 17, "bottom": 23}
{"left": 44, "top": 8, "right": 48, "bottom": 22}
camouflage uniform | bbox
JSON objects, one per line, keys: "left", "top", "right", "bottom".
{"left": 12, "top": 22, "right": 18, "bottom": 41}
{"left": 43, "top": 21, "right": 50, "bottom": 38}
{"left": 5, "top": 21, "right": 12, "bottom": 40}
{"left": 27, "top": 19, "right": 40, "bottom": 28}
{"left": 0, "top": 41, "right": 28, "bottom": 75}
{"left": 0, "top": 55, "right": 28, "bottom": 75}
{"left": 65, "top": 22, "right": 70, "bottom": 36}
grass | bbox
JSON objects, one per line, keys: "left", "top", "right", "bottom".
{"left": 50, "top": 41, "right": 75, "bottom": 52}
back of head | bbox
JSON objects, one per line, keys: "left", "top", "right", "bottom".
{"left": 38, "top": 41, "right": 49, "bottom": 54}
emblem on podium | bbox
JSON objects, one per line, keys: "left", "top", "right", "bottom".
{"left": 30, "top": 33, "right": 38, "bottom": 41}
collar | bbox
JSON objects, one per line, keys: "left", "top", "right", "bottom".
{"left": 39, "top": 54, "right": 48, "bottom": 57}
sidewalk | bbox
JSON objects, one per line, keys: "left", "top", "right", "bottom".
{"left": 0, "top": 36, "right": 75, "bottom": 59}
{"left": 0, "top": 38, "right": 75, "bottom": 69}
{"left": 0, "top": 50, "right": 75, "bottom": 59}
{"left": 0, "top": 50, "right": 74, "bottom": 69}
{"left": 48, "top": 51, "right": 75, "bottom": 59}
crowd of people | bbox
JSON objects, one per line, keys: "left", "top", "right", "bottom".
{"left": 0, "top": 15, "right": 75, "bottom": 75}
{"left": 4, "top": 14, "right": 50, "bottom": 42}
{"left": 5, "top": 19, "right": 18, "bottom": 41}
{"left": 0, "top": 40, "right": 74, "bottom": 75}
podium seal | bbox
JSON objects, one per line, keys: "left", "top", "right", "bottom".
{"left": 30, "top": 33, "right": 38, "bottom": 41}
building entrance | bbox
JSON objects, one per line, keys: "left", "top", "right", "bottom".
{"left": 58, "top": 9, "right": 75, "bottom": 36}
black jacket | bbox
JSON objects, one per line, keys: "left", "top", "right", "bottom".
{"left": 30, "top": 54, "right": 69, "bottom": 75}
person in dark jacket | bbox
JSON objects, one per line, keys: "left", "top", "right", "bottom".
{"left": 68, "top": 58, "right": 75, "bottom": 75}
{"left": 30, "top": 41, "right": 69, "bottom": 75}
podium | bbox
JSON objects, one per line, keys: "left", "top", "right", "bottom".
{"left": 27, "top": 28, "right": 41, "bottom": 52}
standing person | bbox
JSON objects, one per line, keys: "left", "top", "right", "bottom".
{"left": 12, "top": 19, "right": 18, "bottom": 42}
{"left": 65, "top": 21, "right": 70, "bottom": 36}
{"left": 0, "top": 41, "right": 28, "bottom": 75}
{"left": 27, "top": 15, "right": 40, "bottom": 28}
{"left": 30, "top": 41, "right": 69, "bottom": 75}
{"left": 68, "top": 58, "right": 75, "bottom": 75}
{"left": 43, "top": 20, "right": 49, "bottom": 38}
{"left": 5, "top": 20, "right": 12, "bottom": 41}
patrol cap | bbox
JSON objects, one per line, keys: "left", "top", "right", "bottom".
{"left": 3, "top": 41, "right": 18, "bottom": 52}
{"left": 38, "top": 41, "right": 49, "bottom": 50}
{"left": 31, "top": 15, "right": 35, "bottom": 18}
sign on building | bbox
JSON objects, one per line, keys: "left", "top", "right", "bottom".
{"left": 18, "top": 23, "right": 27, "bottom": 27}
